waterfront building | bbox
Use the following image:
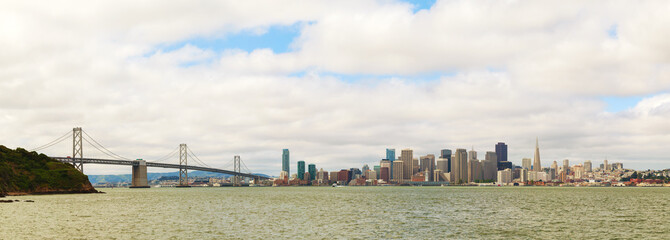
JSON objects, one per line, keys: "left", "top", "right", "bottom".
{"left": 365, "top": 170, "right": 376, "bottom": 180}
{"left": 563, "top": 159, "right": 570, "bottom": 173}
{"left": 303, "top": 172, "right": 311, "bottom": 184}
{"left": 468, "top": 159, "right": 482, "bottom": 183}
{"left": 522, "top": 158, "right": 531, "bottom": 170}
{"left": 380, "top": 167, "right": 390, "bottom": 182}
{"left": 495, "top": 142, "right": 508, "bottom": 165}
{"left": 329, "top": 171, "right": 339, "bottom": 182}
{"left": 420, "top": 154, "right": 436, "bottom": 181}
{"left": 401, "top": 149, "right": 413, "bottom": 180}
{"left": 433, "top": 169, "right": 445, "bottom": 182}
{"left": 374, "top": 165, "right": 381, "bottom": 179}
{"left": 297, "top": 161, "right": 305, "bottom": 180}
{"left": 520, "top": 168, "right": 528, "bottom": 182}
{"left": 380, "top": 159, "right": 391, "bottom": 170}
{"left": 452, "top": 149, "right": 468, "bottom": 184}
{"left": 279, "top": 171, "right": 289, "bottom": 181}
{"left": 584, "top": 160, "right": 592, "bottom": 172}
{"left": 413, "top": 158, "right": 420, "bottom": 175}
{"left": 337, "top": 170, "right": 350, "bottom": 183}
{"left": 533, "top": 137, "right": 541, "bottom": 172}
{"left": 386, "top": 149, "right": 395, "bottom": 178}
{"left": 441, "top": 149, "right": 452, "bottom": 172}
{"left": 436, "top": 158, "right": 449, "bottom": 173}
{"left": 482, "top": 155, "right": 498, "bottom": 182}
{"left": 282, "top": 149, "right": 290, "bottom": 177}
{"left": 468, "top": 147, "right": 477, "bottom": 161}
{"left": 308, "top": 164, "right": 317, "bottom": 181}
{"left": 350, "top": 168, "right": 362, "bottom": 180}
{"left": 317, "top": 169, "right": 328, "bottom": 184}
{"left": 393, "top": 161, "right": 404, "bottom": 181}
{"left": 497, "top": 168, "right": 512, "bottom": 184}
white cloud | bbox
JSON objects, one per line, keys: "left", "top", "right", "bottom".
{"left": 1, "top": 0, "right": 670, "bottom": 175}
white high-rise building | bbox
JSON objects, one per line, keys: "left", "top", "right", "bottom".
{"left": 497, "top": 169, "right": 512, "bottom": 184}
{"left": 522, "top": 158, "right": 531, "bottom": 170}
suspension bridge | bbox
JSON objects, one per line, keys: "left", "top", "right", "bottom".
{"left": 30, "top": 127, "right": 270, "bottom": 187}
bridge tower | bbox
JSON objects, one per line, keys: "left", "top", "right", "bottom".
{"left": 233, "top": 155, "right": 241, "bottom": 186}
{"left": 72, "top": 127, "right": 83, "bottom": 172}
{"left": 178, "top": 144, "right": 190, "bottom": 187}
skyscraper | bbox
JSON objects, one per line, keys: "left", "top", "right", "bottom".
{"left": 386, "top": 149, "right": 395, "bottom": 179}
{"left": 468, "top": 147, "right": 477, "bottom": 161}
{"left": 468, "top": 159, "right": 481, "bottom": 183}
{"left": 282, "top": 149, "right": 290, "bottom": 176}
{"left": 401, "top": 149, "right": 413, "bottom": 180}
{"left": 452, "top": 149, "right": 468, "bottom": 184}
{"left": 551, "top": 161, "right": 558, "bottom": 170}
{"left": 393, "top": 161, "right": 404, "bottom": 181}
{"left": 436, "top": 158, "right": 449, "bottom": 172}
{"left": 483, "top": 151, "right": 498, "bottom": 181}
{"left": 563, "top": 159, "right": 570, "bottom": 173}
{"left": 495, "top": 142, "right": 508, "bottom": 170}
{"left": 522, "top": 158, "right": 531, "bottom": 170}
{"left": 533, "top": 138, "right": 541, "bottom": 172}
{"left": 440, "top": 149, "right": 452, "bottom": 172}
{"left": 362, "top": 164, "right": 370, "bottom": 173}
{"left": 584, "top": 160, "right": 592, "bottom": 172}
{"left": 420, "top": 154, "right": 435, "bottom": 181}
{"left": 297, "top": 161, "right": 305, "bottom": 180}
{"left": 308, "top": 164, "right": 316, "bottom": 181}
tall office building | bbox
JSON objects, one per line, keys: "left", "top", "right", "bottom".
{"left": 308, "top": 164, "right": 316, "bottom": 181}
{"left": 386, "top": 149, "right": 395, "bottom": 178}
{"left": 393, "top": 161, "right": 404, "bottom": 181}
{"left": 440, "top": 149, "right": 452, "bottom": 172}
{"left": 495, "top": 142, "right": 508, "bottom": 162}
{"left": 604, "top": 159, "right": 609, "bottom": 171}
{"left": 468, "top": 159, "right": 482, "bottom": 183}
{"left": 551, "top": 161, "right": 558, "bottom": 170}
{"left": 563, "top": 159, "right": 570, "bottom": 173}
{"left": 584, "top": 160, "right": 592, "bottom": 172}
{"left": 297, "top": 161, "right": 305, "bottom": 180}
{"left": 401, "top": 149, "right": 413, "bottom": 180}
{"left": 522, "top": 158, "right": 531, "bottom": 170}
{"left": 436, "top": 158, "right": 449, "bottom": 173}
{"left": 468, "top": 147, "right": 477, "bottom": 161}
{"left": 420, "top": 154, "right": 435, "bottom": 181}
{"left": 374, "top": 165, "right": 381, "bottom": 179}
{"left": 452, "top": 149, "right": 468, "bottom": 184}
{"left": 483, "top": 152, "right": 498, "bottom": 181}
{"left": 533, "top": 138, "right": 541, "bottom": 172}
{"left": 282, "top": 149, "right": 290, "bottom": 176}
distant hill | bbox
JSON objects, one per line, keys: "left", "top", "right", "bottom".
{"left": 0, "top": 146, "right": 98, "bottom": 195}
{"left": 88, "top": 171, "right": 273, "bottom": 184}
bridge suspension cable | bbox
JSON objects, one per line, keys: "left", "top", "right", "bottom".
{"left": 186, "top": 147, "right": 211, "bottom": 168}
{"left": 29, "top": 130, "right": 72, "bottom": 152}
{"left": 151, "top": 146, "right": 180, "bottom": 163}
{"left": 82, "top": 130, "right": 132, "bottom": 161}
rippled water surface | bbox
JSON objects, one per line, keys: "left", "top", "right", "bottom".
{"left": 3, "top": 187, "right": 670, "bottom": 239}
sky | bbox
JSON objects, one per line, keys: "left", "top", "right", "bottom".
{"left": 2, "top": 0, "right": 670, "bottom": 175}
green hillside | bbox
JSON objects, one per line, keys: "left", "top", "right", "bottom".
{"left": 0, "top": 145, "right": 98, "bottom": 195}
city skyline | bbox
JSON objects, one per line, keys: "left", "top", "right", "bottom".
{"left": 3, "top": 1, "right": 670, "bottom": 175}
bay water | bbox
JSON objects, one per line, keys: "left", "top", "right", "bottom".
{"left": 2, "top": 187, "right": 670, "bottom": 239}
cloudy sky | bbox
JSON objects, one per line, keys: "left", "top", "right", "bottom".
{"left": 2, "top": 0, "right": 670, "bottom": 175}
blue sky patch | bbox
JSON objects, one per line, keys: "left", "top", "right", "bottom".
{"left": 601, "top": 95, "right": 643, "bottom": 112}
{"left": 607, "top": 24, "right": 618, "bottom": 39}
{"left": 401, "top": 0, "right": 437, "bottom": 12}
{"left": 152, "top": 22, "right": 303, "bottom": 57}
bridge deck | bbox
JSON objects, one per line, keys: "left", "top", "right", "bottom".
{"left": 51, "top": 157, "right": 270, "bottom": 179}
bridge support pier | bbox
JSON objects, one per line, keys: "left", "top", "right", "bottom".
{"left": 130, "top": 160, "right": 149, "bottom": 188}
